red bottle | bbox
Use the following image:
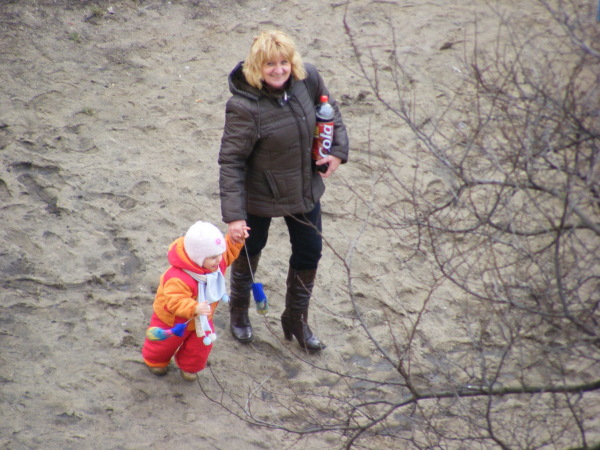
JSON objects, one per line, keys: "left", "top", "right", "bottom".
{"left": 311, "top": 95, "right": 334, "bottom": 173}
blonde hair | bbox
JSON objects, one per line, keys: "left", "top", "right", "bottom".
{"left": 243, "top": 30, "right": 307, "bottom": 90}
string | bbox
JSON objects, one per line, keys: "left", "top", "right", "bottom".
{"left": 244, "top": 243, "right": 256, "bottom": 283}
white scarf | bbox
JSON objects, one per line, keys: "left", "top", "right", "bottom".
{"left": 183, "top": 269, "right": 229, "bottom": 344}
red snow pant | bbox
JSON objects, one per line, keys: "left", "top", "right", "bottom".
{"left": 142, "top": 313, "right": 213, "bottom": 373}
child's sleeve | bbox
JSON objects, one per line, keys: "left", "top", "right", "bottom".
{"left": 222, "top": 233, "right": 244, "bottom": 267}
{"left": 161, "top": 278, "right": 198, "bottom": 319}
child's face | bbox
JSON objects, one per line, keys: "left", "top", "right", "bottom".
{"left": 202, "top": 254, "right": 222, "bottom": 272}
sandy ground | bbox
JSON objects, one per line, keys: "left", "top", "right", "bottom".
{"left": 0, "top": 1, "right": 528, "bottom": 448}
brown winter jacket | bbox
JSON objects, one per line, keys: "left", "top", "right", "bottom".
{"left": 218, "top": 62, "right": 349, "bottom": 223}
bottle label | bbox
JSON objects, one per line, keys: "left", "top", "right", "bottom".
{"left": 311, "top": 121, "right": 334, "bottom": 161}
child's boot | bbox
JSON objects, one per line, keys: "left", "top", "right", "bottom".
{"left": 147, "top": 365, "right": 168, "bottom": 376}
{"left": 180, "top": 370, "right": 197, "bottom": 382}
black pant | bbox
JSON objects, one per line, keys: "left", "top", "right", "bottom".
{"left": 244, "top": 202, "right": 322, "bottom": 271}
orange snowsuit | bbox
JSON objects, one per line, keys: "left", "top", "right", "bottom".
{"left": 142, "top": 234, "right": 243, "bottom": 373}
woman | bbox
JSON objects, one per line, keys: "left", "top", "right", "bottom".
{"left": 218, "top": 30, "right": 349, "bottom": 351}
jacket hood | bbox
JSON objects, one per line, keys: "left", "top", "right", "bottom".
{"left": 228, "top": 61, "right": 261, "bottom": 101}
{"left": 167, "top": 237, "right": 210, "bottom": 274}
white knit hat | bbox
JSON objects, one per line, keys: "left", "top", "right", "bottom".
{"left": 183, "top": 221, "right": 226, "bottom": 266}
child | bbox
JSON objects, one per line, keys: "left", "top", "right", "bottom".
{"left": 142, "top": 221, "right": 248, "bottom": 381}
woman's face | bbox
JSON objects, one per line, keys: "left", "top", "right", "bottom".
{"left": 262, "top": 54, "right": 291, "bottom": 89}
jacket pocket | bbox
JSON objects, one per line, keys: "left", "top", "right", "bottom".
{"left": 263, "top": 168, "right": 302, "bottom": 203}
{"left": 264, "top": 170, "right": 281, "bottom": 200}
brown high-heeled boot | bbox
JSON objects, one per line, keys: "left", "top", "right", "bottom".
{"left": 280, "top": 268, "right": 326, "bottom": 351}
{"left": 229, "top": 252, "right": 261, "bottom": 343}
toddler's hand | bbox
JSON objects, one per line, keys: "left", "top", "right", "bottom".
{"left": 195, "top": 301, "right": 210, "bottom": 316}
{"left": 228, "top": 220, "right": 251, "bottom": 243}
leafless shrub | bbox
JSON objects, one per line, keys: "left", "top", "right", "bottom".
{"left": 204, "top": 1, "right": 599, "bottom": 448}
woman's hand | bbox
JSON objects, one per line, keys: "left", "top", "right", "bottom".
{"left": 317, "top": 155, "right": 342, "bottom": 178}
{"left": 195, "top": 301, "right": 211, "bottom": 316}
{"left": 228, "top": 220, "right": 250, "bottom": 244}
